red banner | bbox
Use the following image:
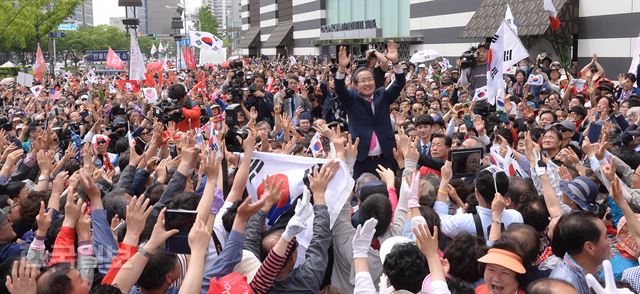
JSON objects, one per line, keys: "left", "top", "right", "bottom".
{"left": 34, "top": 44, "right": 47, "bottom": 82}
{"left": 106, "top": 47, "right": 125, "bottom": 70}
{"left": 183, "top": 47, "right": 196, "bottom": 70}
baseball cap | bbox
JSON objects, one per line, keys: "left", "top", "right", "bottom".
{"left": 569, "top": 106, "right": 586, "bottom": 118}
{"left": 380, "top": 236, "right": 413, "bottom": 264}
{"left": 477, "top": 248, "right": 526, "bottom": 274}
{"left": 551, "top": 120, "right": 576, "bottom": 133}
{"left": 559, "top": 176, "right": 599, "bottom": 213}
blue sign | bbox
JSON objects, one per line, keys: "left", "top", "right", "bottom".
{"left": 57, "top": 23, "right": 78, "bottom": 31}
{"left": 86, "top": 50, "right": 130, "bottom": 62}
{"left": 180, "top": 39, "right": 190, "bottom": 46}
{"left": 48, "top": 32, "right": 66, "bottom": 38}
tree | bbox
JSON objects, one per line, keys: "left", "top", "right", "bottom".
{"left": 194, "top": 6, "right": 219, "bottom": 37}
{"left": 56, "top": 25, "right": 128, "bottom": 68}
{"left": 0, "top": 0, "right": 82, "bottom": 51}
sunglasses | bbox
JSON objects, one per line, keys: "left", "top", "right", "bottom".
{"left": 97, "top": 140, "right": 107, "bottom": 145}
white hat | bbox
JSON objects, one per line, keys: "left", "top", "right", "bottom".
{"left": 379, "top": 236, "right": 413, "bottom": 264}
{"left": 418, "top": 64, "right": 426, "bottom": 68}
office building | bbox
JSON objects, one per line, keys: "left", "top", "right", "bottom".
{"left": 207, "top": 0, "right": 232, "bottom": 32}
{"left": 73, "top": 0, "right": 94, "bottom": 26}
{"left": 239, "top": 0, "right": 638, "bottom": 75}
{"left": 109, "top": 17, "right": 126, "bottom": 32}
{"left": 147, "top": 0, "right": 181, "bottom": 35}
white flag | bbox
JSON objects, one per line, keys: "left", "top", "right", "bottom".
{"left": 129, "top": 30, "right": 146, "bottom": 81}
{"left": 629, "top": 33, "right": 640, "bottom": 74}
{"left": 526, "top": 74, "right": 545, "bottom": 86}
{"left": 158, "top": 42, "right": 166, "bottom": 54}
{"left": 189, "top": 30, "right": 223, "bottom": 50}
{"left": 242, "top": 152, "right": 354, "bottom": 248}
{"left": 151, "top": 43, "right": 157, "bottom": 55}
{"left": 30, "top": 85, "right": 43, "bottom": 97}
{"left": 504, "top": 4, "right": 517, "bottom": 34}
{"left": 309, "top": 132, "right": 323, "bottom": 157}
{"left": 487, "top": 20, "right": 529, "bottom": 106}
{"left": 473, "top": 86, "right": 489, "bottom": 101}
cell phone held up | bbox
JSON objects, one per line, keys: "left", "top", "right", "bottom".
{"left": 164, "top": 209, "right": 198, "bottom": 255}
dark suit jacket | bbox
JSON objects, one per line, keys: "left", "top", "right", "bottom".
{"left": 335, "top": 72, "right": 405, "bottom": 161}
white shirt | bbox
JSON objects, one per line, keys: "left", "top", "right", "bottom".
{"left": 434, "top": 201, "right": 523, "bottom": 244}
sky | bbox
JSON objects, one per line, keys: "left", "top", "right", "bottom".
{"left": 93, "top": 0, "right": 202, "bottom": 26}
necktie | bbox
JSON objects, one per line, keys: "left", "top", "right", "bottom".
{"left": 368, "top": 97, "right": 378, "bottom": 153}
{"left": 422, "top": 144, "right": 428, "bottom": 155}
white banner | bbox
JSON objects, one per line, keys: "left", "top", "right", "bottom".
{"left": 199, "top": 47, "right": 227, "bottom": 66}
{"left": 242, "top": 152, "right": 354, "bottom": 248}
{"left": 129, "top": 31, "right": 146, "bottom": 81}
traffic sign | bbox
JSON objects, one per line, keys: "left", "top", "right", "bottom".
{"left": 86, "top": 50, "right": 130, "bottom": 62}
{"left": 48, "top": 32, "right": 66, "bottom": 38}
{"left": 180, "top": 39, "right": 191, "bottom": 46}
{"left": 57, "top": 23, "right": 78, "bottom": 31}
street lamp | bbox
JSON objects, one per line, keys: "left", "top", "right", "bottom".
{"left": 171, "top": 15, "right": 183, "bottom": 70}
{"left": 119, "top": 0, "right": 143, "bottom": 73}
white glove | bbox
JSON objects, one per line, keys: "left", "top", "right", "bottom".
{"left": 586, "top": 260, "right": 634, "bottom": 294}
{"left": 407, "top": 172, "right": 421, "bottom": 209}
{"left": 282, "top": 187, "right": 313, "bottom": 242}
{"left": 352, "top": 218, "right": 378, "bottom": 258}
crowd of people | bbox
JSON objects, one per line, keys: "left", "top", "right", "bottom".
{"left": 0, "top": 38, "right": 638, "bottom": 294}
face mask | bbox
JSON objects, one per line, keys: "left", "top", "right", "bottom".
{"left": 519, "top": 66, "right": 529, "bottom": 72}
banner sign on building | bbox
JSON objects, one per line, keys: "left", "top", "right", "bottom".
{"left": 57, "top": 23, "right": 78, "bottom": 31}
{"left": 86, "top": 50, "right": 130, "bottom": 62}
{"left": 319, "top": 19, "right": 380, "bottom": 40}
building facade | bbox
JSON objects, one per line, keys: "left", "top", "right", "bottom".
{"left": 72, "top": 0, "right": 94, "bottom": 26}
{"left": 147, "top": 0, "right": 181, "bottom": 35}
{"left": 207, "top": 0, "right": 232, "bottom": 32}
{"left": 239, "top": 0, "right": 638, "bottom": 75}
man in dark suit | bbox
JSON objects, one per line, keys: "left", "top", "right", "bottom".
{"left": 334, "top": 41, "right": 405, "bottom": 178}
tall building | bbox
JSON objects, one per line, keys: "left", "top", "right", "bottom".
{"left": 207, "top": 0, "right": 232, "bottom": 32}
{"left": 147, "top": 0, "right": 181, "bottom": 35}
{"left": 109, "top": 17, "right": 126, "bottom": 32}
{"left": 238, "top": 0, "right": 638, "bottom": 75}
{"left": 72, "top": 0, "right": 94, "bottom": 26}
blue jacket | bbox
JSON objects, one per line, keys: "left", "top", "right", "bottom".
{"left": 334, "top": 72, "right": 406, "bottom": 161}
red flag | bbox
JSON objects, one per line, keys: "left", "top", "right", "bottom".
{"left": 544, "top": 0, "right": 561, "bottom": 32}
{"left": 117, "top": 80, "right": 140, "bottom": 93}
{"left": 183, "top": 47, "right": 196, "bottom": 70}
{"left": 106, "top": 47, "right": 125, "bottom": 70}
{"left": 34, "top": 44, "right": 47, "bottom": 82}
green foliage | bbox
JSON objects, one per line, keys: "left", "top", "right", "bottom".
{"left": 137, "top": 36, "right": 154, "bottom": 56}
{"left": 0, "top": 0, "right": 82, "bottom": 52}
{"left": 0, "top": 67, "right": 23, "bottom": 78}
{"left": 194, "top": 6, "right": 219, "bottom": 37}
{"left": 56, "top": 25, "right": 129, "bottom": 66}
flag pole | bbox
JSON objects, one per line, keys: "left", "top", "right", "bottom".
{"left": 549, "top": 27, "right": 572, "bottom": 78}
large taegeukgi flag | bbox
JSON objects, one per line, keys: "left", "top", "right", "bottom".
{"left": 243, "top": 151, "right": 354, "bottom": 248}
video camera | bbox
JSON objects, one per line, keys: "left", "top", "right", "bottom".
{"left": 223, "top": 104, "right": 248, "bottom": 152}
{"left": 459, "top": 46, "right": 478, "bottom": 69}
{"left": 153, "top": 99, "right": 183, "bottom": 124}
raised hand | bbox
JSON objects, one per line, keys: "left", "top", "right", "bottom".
{"left": 76, "top": 213, "right": 92, "bottom": 242}
{"left": 586, "top": 260, "right": 634, "bottom": 294}
{"left": 146, "top": 208, "right": 179, "bottom": 252}
{"left": 35, "top": 201, "right": 52, "bottom": 237}
{"left": 413, "top": 224, "right": 439, "bottom": 259}
{"left": 124, "top": 196, "right": 152, "bottom": 243}
{"left": 441, "top": 160, "right": 453, "bottom": 184}
{"left": 376, "top": 164, "right": 395, "bottom": 188}
{"left": 187, "top": 219, "right": 210, "bottom": 255}
{"left": 63, "top": 196, "right": 84, "bottom": 228}
{"left": 385, "top": 40, "right": 398, "bottom": 65}
{"left": 352, "top": 218, "right": 378, "bottom": 258}
{"left": 235, "top": 196, "right": 267, "bottom": 226}
{"left": 309, "top": 161, "right": 340, "bottom": 204}
{"left": 260, "top": 176, "right": 285, "bottom": 210}
{"left": 282, "top": 187, "right": 313, "bottom": 242}
{"left": 406, "top": 172, "right": 421, "bottom": 209}
{"left": 5, "top": 258, "right": 38, "bottom": 294}
{"left": 338, "top": 46, "right": 351, "bottom": 69}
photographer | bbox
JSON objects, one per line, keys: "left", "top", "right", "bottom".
{"left": 243, "top": 73, "right": 274, "bottom": 126}
{"left": 168, "top": 83, "right": 201, "bottom": 132}
{"left": 459, "top": 42, "right": 490, "bottom": 94}
{"left": 275, "top": 74, "right": 311, "bottom": 119}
